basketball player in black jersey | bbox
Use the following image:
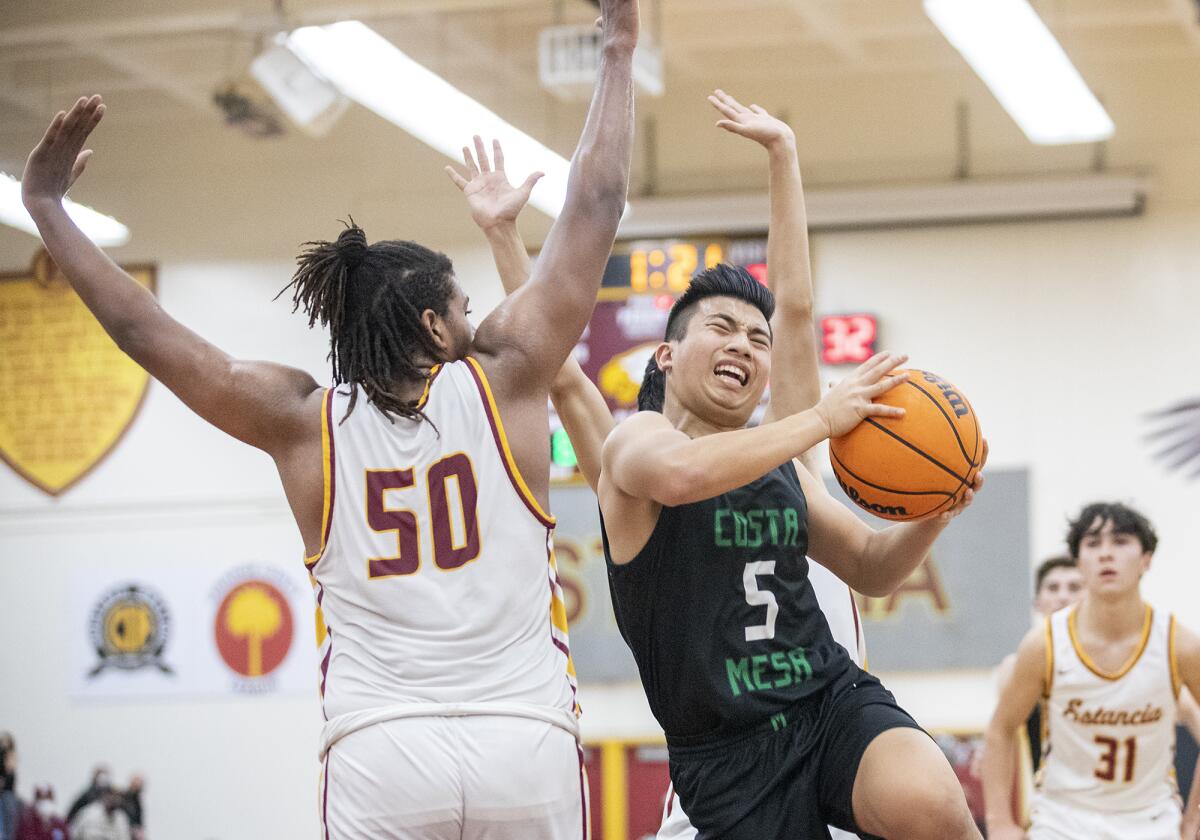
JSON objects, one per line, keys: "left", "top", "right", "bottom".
{"left": 598, "top": 276, "right": 986, "bottom": 834}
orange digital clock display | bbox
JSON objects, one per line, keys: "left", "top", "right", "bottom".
{"left": 628, "top": 242, "right": 727, "bottom": 293}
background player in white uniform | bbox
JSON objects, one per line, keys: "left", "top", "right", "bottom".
{"left": 451, "top": 91, "right": 877, "bottom": 840}
{"left": 19, "top": 3, "right": 636, "bottom": 834}
{"left": 983, "top": 502, "right": 1200, "bottom": 840}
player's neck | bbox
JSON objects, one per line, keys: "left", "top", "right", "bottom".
{"left": 663, "top": 398, "right": 743, "bottom": 439}
{"left": 1076, "top": 593, "right": 1147, "bottom": 641}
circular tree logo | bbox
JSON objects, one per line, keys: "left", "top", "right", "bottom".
{"left": 213, "top": 580, "right": 294, "bottom": 678}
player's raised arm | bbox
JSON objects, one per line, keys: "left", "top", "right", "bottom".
{"left": 472, "top": 0, "right": 637, "bottom": 396}
{"left": 449, "top": 138, "right": 615, "bottom": 492}
{"left": 707, "top": 90, "right": 819, "bottom": 425}
{"left": 982, "top": 625, "right": 1048, "bottom": 840}
{"left": 603, "top": 352, "right": 908, "bottom": 507}
{"left": 20, "top": 96, "right": 319, "bottom": 454}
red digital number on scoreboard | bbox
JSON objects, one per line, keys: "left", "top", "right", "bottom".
{"left": 821, "top": 314, "right": 878, "bottom": 365}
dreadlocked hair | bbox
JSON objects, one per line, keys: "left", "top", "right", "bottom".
{"left": 637, "top": 263, "right": 775, "bottom": 412}
{"left": 278, "top": 220, "right": 456, "bottom": 424}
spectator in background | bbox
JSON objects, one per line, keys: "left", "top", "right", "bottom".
{"left": 68, "top": 788, "right": 128, "bottom": 840}
{"left": 1, "top": 733, "right": 20, "bottom": 840}
{"left": 16, "top": 786, "right": 69, "bottom": 840}
{"left": 118, "top": 778, "right": 141, "bottom": 840}
{"left": 64, "top": 769, "right": 109, "bottom": 826}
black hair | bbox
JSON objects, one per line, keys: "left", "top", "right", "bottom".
{"left": 1033, "top": 556, "right": 1077, "bottom": 594}
{"left": 637, "top": 263, "right": 775, "bottom": 412}
{"left": 1066, "top": 501, "right": 1158, "bottom": 559}
{"left": 279, "top": 220, "right": 455, "bottom": 423}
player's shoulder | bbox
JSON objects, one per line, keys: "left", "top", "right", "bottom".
{"left": 605, "top": 410, "right": 674, "bottom": 447}
{"left": 1173, "top": 616, "right": 1200, "bottom": 662}
{"left": 1014, "top": 621, "right": 1051, "bottom": 670}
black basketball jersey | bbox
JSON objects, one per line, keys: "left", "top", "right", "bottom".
{"left": 603, "top": 460, "right": 854, "bottom": 741}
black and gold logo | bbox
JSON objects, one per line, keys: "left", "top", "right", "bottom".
{"left": 87, "top": 584, "right": 173, "bottom": 677}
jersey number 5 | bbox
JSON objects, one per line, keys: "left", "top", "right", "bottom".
{"left": 366, "top": 454, "right": 481, "bottom": 578}
{"left": 744, "top": 561, "right": 779, "bottom": 641}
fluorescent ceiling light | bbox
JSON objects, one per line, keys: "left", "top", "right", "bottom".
{"left": 0, "top": 173, "right": 131, "bottom": 246}
{"left": 287, "top": 21, "right": 574, "bottom": 218}
{"left": 924, "top": 0, "right": 1114, "bottom": 145}
{"left": 620, "top": 174, "right": 1146, "bottom": 237}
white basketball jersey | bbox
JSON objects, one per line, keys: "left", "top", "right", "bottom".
{"left": 305, "top": 359, "right": 577, "bottom": 726}
{"left": 1036, "top": 604, "right": 1181, "bottom": 814}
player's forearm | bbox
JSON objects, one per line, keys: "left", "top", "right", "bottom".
{"left": 982, "top": 723, "right": 1022, "bottom": 833}
{"left": 560, "top": 42, "right": 635, "bottom": 233}
{"left": 855, "top": 517, "right": 948, "bottom": 597}
{"left": 765, "top": 138, "right": 813, "bottom": 316}
{"left": 762, "top": 137, "right": 821, "bottom": 421}
{"left": 550, "top": 359, "right": 613, "bottom": 492}
{"left": 483, "top": 223, "right": 533, "bottom": 295}
{"left": 633, "top": 409, "right": 831, "bottom": 506}
{"left": 25, "top": 197, "right": 163, "bottom": 348}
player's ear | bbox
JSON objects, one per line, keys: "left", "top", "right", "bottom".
{"left": 654, "top": 341, "right": 674, "bottom": 374}
{"left": 421, "top": 309, "right": 449, "bottom": 354}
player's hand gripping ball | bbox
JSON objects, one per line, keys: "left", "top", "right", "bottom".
{"left": 830, "top": 369, "right": 983, "bottom": 521}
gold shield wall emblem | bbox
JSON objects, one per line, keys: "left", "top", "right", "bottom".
{"left": 0, "top": 252, "right": 155, "bottom": 495}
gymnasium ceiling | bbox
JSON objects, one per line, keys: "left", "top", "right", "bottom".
{"left": 3, "top": 0, "right": 1200, "bottom": 260}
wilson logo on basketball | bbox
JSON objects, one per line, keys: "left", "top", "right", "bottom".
{"left": 213, "top": 580, "right": 294, "bottom": 678}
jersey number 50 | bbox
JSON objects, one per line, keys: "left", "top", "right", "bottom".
{"left": 366, "top": 454, "right": 481, "bottom": 578}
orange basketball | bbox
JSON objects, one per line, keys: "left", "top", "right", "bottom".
{"left": 829, "top": 369, "right": 982, "bottom": 522}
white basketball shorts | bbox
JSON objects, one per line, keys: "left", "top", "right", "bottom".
{"left": 320, "top": 714, "right": 588, "bottom": 839}
{"left": 1028, "top": 795, "right": 1181, "bottom": 840}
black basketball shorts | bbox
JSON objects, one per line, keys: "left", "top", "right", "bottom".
{"left": 666, "top": 666, "right": 925, "bottom": 839}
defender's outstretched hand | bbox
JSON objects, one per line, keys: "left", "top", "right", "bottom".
{"left": 708, "top": 89, "right": 795, "bottom": 150}
{"left": 445, "top": 136, "right": 542, "bottom": 231}
{"left": 815, "top": 352, "right": 909, "bottom": 439}
{"left": 22, "top": 95, "right": 105, "bottom": 208}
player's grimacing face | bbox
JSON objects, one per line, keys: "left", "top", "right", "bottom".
{"left": 1034, "top": 566, "right": 1083, "bottom": 615}
{"left": 662, "top": 296, "right": 771, "bottom": 423}
{"left": 1076, "top": 517, "right": 1151, "bottom": 596}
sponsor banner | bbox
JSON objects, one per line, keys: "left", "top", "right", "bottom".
{"left": 551, "top": 468, "right": 1030, "bottom": 682}
{"left": 70, "top": 558, "right": 317, "bottom": 699}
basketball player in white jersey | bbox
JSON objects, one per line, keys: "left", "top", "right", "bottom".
{"left": 449, "top": 92, "right": 870, "bottom": 840}
{"left": 20, "top": 5, "right": 637, "bottom": 836}
{"left": 982, "top": 502, "right": 1200, "bottom": 840}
